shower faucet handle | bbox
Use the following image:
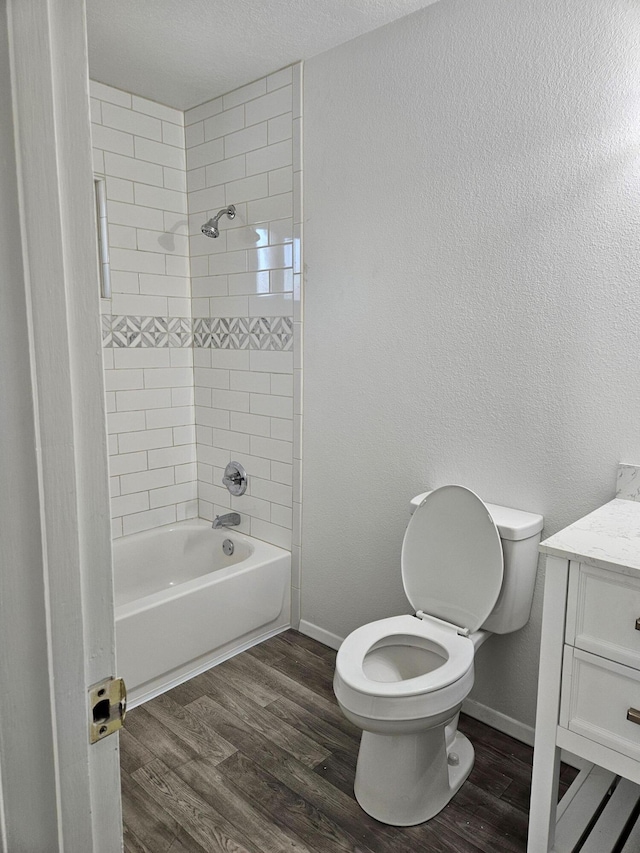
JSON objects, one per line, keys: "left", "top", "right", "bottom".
{"left": 222, "top": 461, "right": 247, "bottom": 496}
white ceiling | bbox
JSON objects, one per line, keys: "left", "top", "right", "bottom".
{"left": 87, "top": 0, "right": 439, "bottom": 110}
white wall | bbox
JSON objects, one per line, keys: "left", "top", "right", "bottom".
{"left": 91, "top": 82, "right": 197, "bottom": 536}
{"left": 184, "top": 66, "right": 304, "bottom": 619}
{"left": 185, "top": 70, "right": 295, "bottom": 546}
{"left": 302, "top": 0, "right": 640, "bottom": 729}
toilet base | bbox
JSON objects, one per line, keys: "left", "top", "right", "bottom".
{"left": 353, "top": 726, "right": 475, "bottom": 826}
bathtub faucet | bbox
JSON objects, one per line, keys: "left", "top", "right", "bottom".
{"left": 212, "top": 512, "right": 241, "bottom": 529}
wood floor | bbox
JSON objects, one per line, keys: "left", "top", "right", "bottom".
{"left": 120, "top": 630, "right": 576, "bottom": 853}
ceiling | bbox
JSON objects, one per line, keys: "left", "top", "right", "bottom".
{"left": 86, "top": 0, "right": 439, "bottom": 110}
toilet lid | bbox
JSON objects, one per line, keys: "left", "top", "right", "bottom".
{"left": 401, "top": 485, "right": 504, "bottom": 633}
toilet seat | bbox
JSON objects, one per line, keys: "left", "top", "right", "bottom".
{"left": 336, "top": 614, "right": 474, "bottom": 698}
{"left": 334, "top": 487, "right": 504, "bottom": 728}
{"left": 402, "top": 485, "right": 504, "bottom": 633}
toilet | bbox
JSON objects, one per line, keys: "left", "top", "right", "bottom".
{"left": 333, "top": 484, "right": 543, "bottom": 826}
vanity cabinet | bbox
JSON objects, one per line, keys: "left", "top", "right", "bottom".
{"left": 528, "top": 499, "right": 640, "bottom": 853}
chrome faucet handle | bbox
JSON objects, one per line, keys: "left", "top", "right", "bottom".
{"left": 222, "top": 461, "right": 247, "bottom": 496}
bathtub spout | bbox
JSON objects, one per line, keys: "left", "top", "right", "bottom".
{"left": 213, "top": 512, "right": 241, "bottom": 529}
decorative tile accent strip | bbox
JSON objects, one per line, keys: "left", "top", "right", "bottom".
{"left": 102, "top": 315, "right": 193, "bottom": 348}
{"left": 193, "top": 317, "right": 293, "bottom": 351}
{"left": 616, "top": 463, "right": 640, "bottom": 502}
{"left": 101, "top": 315, "right": 293, "bottom": 351}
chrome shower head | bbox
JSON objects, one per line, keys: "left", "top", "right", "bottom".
{"left": 201, "top": 204, "right": 236, "bottom": 238}
{"left": 201, "top": 219, "right": 220, "bottom": 238}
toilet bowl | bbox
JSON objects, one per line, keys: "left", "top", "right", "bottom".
{"left": 333, "top": 484, "right": 543, "bottom": 826}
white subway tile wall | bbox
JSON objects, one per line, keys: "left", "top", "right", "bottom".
{"left": 91, "top": 81, "right": 197, "bottom": 537}
{"left": 186, "top": 65, "right": 301, "bottom": 553}
{"left": 91, "top": 66, "right": 303, "bottom": 582}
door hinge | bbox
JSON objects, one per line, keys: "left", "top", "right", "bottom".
{"left": 89, "top": 677, "right": 127, "bottom": 744}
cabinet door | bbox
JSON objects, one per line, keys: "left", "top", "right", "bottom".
{"left": 566, "top": 563, "right": 640, "bottom": 669}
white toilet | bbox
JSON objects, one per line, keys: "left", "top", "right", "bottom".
{"left": 333, "top": 484, "right": 543, "bottom": 826}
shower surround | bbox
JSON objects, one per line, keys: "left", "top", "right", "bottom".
{"left": 92, "top": 66, "right": 303, "bottom": 619}
{"left": 92, "top": 82, "right": 196, "bottom": 539}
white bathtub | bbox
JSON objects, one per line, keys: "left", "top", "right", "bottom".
{"left": 113, "top": 519, "right": 291, "bottom": 706}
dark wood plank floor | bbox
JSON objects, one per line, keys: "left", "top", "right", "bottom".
{"left": 120, "top": 630, "right": 576, "bottom": 853}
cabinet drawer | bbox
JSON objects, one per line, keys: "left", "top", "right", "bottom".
{"left": 560, "top": 647, "right": 640, "bottom": 761}
{"left": 567, "top": 563, "right": 640, "bottom": 669}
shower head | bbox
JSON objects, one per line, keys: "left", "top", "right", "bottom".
{"left": 201, "top": 204, "right": 236, "bottom": 238}
{"left": 201, "top": 220, "right": 220, "bottom": 238}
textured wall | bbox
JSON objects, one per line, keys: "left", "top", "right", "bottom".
{"left": 302, "top": 0, "right": 640, "bottom": 730}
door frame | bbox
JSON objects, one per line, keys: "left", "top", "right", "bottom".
{"left": 0, "top": 0, "right": 121, "bottom": 849}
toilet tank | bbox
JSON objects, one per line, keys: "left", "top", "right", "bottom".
{"left": 410, "top": 493, "right": 544, "bottom": 634}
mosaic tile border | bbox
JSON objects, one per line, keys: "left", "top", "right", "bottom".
{"left": 193, "top": 317, "right": 293, "bottom": 351}
{"left": 101, "top": 315, "right": 293, "bottom": 351}
{"left": 102, "top": 315, "right": 193, "bottom": 348}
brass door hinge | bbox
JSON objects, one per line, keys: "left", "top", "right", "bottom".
{"left": 89, "top": 677, "right": 127, "bottom": 744}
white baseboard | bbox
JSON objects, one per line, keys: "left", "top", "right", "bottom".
{"left": 298, "top": 619, "right": 343, "bottom": 651}
{"left": 462, "top": 697, "right": 535, "bottom": 747}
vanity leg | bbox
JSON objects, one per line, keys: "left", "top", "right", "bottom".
{"left": 527, "top": 556, "right": 570, "bottom": 853}
{"left": 529, "top": 743, "right": 562, "bottom": 852}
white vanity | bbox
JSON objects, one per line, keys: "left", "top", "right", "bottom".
{"left": 528, "top": 491, "right": 640, "bottom": 853}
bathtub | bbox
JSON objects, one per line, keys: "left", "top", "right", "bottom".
{"left": 113, "top": 519, "right": 291, "bottom": 707}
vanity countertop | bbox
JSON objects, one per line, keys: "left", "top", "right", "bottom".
{"left": 540, "top": 498, "right": 640, "bottom": 574}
